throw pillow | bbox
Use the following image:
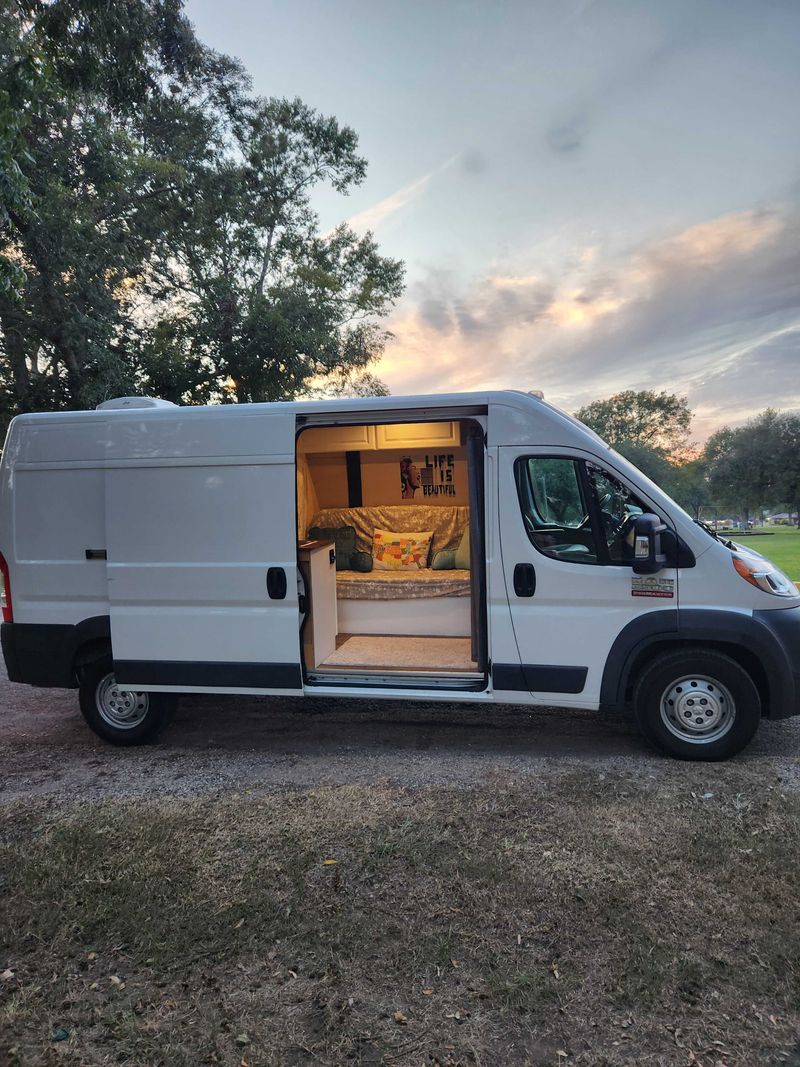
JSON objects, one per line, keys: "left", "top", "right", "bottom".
{"left": 432, "top": 549, "right": 456, "bottom": 570}
{"left": 350, "top": 550, "right": 373, "bottom": 573}
{"left": 454, "top": 527, "right": 471, "bottom": 570}
{"left": 307, "top": 525, "right": 356, "bottom": 571}
{"left": 372, "top": 528, "right": 433, "bottom": 571}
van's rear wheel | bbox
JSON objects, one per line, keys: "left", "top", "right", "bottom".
{"left": 633, "top": 649, "right": 760, "bottom": 761}
{"left": 79, "top": 657, "right": 175, "bottom": 745}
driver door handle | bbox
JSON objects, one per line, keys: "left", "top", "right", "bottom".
{"left": 514, "top": 562, "right": 536, "bottom": 597}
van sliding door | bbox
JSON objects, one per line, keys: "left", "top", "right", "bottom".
{"left": 104, "top": 410, "right": 302, "bottom": 694}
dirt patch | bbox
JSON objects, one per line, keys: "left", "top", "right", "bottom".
{"left": 1, "top": 663, "right": 799, "bottom": 803}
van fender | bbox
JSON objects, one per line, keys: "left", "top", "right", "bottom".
{"left": 600, "top": 607, "right": 800, "bottom": 719}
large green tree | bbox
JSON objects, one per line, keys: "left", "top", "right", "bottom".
{"left": 574, "top": 389, "right": 692, "bottom": 491}
{"left": 0, "top": 1, "right": 402, "bottom": 434}
{"left": 136, "top": 96, "right": 404, "bottom": 404}
{"left": 575, "top": 390, "right": 692, "bottom": 455}
{"left": 0, "top": 0, "right": 237, "bottom": 424}
{"left": 704, "top": 410, "right": 789, "bottom": 524}
{"left": 775, "top": 414, "right": 800, "bottom": 525}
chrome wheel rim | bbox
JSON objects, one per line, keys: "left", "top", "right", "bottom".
{"left": 95, "top": 673, "right": 150, "bottom": 730}
{"left": 659, "top": 674, "right": 736, "bottom": 744}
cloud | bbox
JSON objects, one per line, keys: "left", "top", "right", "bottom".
{"left": 378, "top": 203, "right": 800, "bottom": 438}
{"left": 547, "top": 113, "right": 590, "bottom": 154}
{"left": 459, "top": 148, "right": 488, "bottom": 175}
{"left": 344, "top": 171, "right": 435, "bottom": 235}
{"left": 344, "top": 153, "right": 463, "bottom": 235}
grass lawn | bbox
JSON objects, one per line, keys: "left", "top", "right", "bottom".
{"left": 2, "top": 771, "right": 799, "bottom": 1066}
{"left": 740, "top": 525, "right": 800, "bottom": 581}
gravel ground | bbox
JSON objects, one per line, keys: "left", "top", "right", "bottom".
{"left": 2, "top": 663, "right": 799, "bottom": 802}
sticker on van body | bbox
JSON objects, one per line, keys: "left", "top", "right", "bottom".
{"left": 631, "top": 576, "right": 674, "bottom": 598}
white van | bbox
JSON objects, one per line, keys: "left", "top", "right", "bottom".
{"left": 1, "top": 390, "right": 798, "bottom": 760}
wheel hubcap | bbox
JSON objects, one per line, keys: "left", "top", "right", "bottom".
{"left": 96, "top": 673, "right": 149, "bottom": 730}
{"left": 659, "top": 675, "right": 736, "bottom": 744}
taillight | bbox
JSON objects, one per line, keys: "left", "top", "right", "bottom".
{"left": 0, "top": 552, "right": 12, "bottom": 622}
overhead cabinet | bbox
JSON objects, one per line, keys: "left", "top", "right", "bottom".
{"left": 299, "top": 422, "right": 461, "bottom": 454}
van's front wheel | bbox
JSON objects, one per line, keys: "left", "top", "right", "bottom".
{"left": 633, "top": 649, "right": 760, "bottom": 761}
{"left": 79, "top": 657, "right": 175, "bottom": 745}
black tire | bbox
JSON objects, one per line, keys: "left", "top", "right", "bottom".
{"left": 78, "top": 655, "right": 176, "bottom": 746}
{"left": 633, "top": 648, "right": 760, "bottom": 761}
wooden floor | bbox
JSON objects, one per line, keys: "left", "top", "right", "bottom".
{"left": 319, "top": 634, "right": 477, "bottom": 673}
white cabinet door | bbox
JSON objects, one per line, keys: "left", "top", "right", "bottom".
{"left": 496, "top": 446, "right": 679, "bottom": 707}
{"left": 298, "top": 425, "right": 376, "bottom": 453}
{"left": 374, "top": 421, "right": 460, "bottom": 450}
{"left": 105, "top": 412, "right": 302, "bottom": 693}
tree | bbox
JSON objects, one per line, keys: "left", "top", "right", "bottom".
{"left": 140, "top": 96, "right": 404, "bottom": 405}
{"left": 575, "top": 390, "right": 692, "bottom": 456}
{"left": 574, "top": 389, "right": 692, "bottom": 492}
{"left": 0, "top": 0, "right": 239, "bottom": 425}
{"left": 606, "top": 438, "right": 677, "bottom": 492}
{"left": 774, "top": 413, "right": 800, "bottom": 525}
{"left": 671, "top": 456, "right": 711, "bottom": 519}
{"left": 0, "top": 2, "right": 403, "bottom": 435}
{"left": 704, "top": 410, "right": 785, "bottom": 524}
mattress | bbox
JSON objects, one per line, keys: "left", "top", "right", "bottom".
{"left": 335, "top": 568, "right": 471, "bottom": 600}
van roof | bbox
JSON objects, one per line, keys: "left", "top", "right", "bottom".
{"left": 11, "top": 388, "right": 545, "bottom": 421}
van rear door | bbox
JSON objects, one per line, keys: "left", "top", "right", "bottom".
{"left": 105, "top": 408, "right": 302, "bottom": 693}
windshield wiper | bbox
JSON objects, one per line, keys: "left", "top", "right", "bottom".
{"left": 694, "top": 519, "right": 736, "bottom": 549}
{"left": 694, "top": 518, "right": 718, "bottom": 540}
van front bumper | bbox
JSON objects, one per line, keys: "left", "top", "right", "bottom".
{"left": 754, "top": 605, "right": 800, "bottom": 719}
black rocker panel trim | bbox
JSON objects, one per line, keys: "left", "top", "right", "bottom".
{"left": 2, "top": 616, "right": 111, "bottom": 688}
{"left": 113, "top": 660, "right": 303, "bottom": 690}
{"left": 493, "top": 663, "right": 588, "bottom": 694}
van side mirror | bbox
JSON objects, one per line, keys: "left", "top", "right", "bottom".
{"left": 632, "top": 513, "right": 668, "bottom": 574}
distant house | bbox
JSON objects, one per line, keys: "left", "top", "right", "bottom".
{"left": 766, "top": 513, "right": 798, "bottom": 526}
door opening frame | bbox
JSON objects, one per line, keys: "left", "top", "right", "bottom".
{"left": 294, "top": 410, "right": 489, "bottom": 692}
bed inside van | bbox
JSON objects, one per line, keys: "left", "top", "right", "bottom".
{"left": 296, "top": 418, "right": 486, "bottom": 686}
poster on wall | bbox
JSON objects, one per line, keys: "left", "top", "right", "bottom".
{"left": 400, "top": 454, "right": 456, "bottom": 499}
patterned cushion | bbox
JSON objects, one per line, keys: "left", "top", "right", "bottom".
{"left": 309, "top": 505, "right": 468, "bottom": 556}
{"left": 372, "top": 528, "right": 433, "bottom": 571}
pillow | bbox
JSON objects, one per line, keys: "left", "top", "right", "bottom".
{"left": 372, "top": 528, "right": 433, "bottom": 571}
{"left": 350, "top": 550, "right": 373, "bottom": 573}
{"left": 307, "top": 525, "right": 356, "bottom": 571}
{"left": 454, "top": 527, "right": 471, "bottom": 570}
{"left": 432, "top": 549, "right": 455, "bottom": 570}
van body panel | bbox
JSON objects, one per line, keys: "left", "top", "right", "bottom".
{"left": 103, "top": 411, "right": 302, "bottom": 692}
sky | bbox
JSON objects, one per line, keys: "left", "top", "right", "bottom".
{"left": 185, "top": 0, "right": 800, "bottom": 440}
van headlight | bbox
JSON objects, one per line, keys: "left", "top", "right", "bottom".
{"left": 732, "top": 554, "right": 798, "bottom": 597}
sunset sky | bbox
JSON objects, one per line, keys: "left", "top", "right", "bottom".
{"left": 186, "top": 0, "right": 800, "bottom": 439}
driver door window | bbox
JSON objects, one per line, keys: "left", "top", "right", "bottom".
{"left": 515, "top": 458, "right": 600, "bottom": 564}
{"left": 516, "top": 457, "right": 654, "bottom": 567}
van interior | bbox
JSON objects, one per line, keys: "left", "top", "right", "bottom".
{"left": 296, "top": 419, "right": 486, "bottom": 687}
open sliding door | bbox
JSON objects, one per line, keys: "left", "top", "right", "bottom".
{"left": 466, "top": 423, "right": 489, "bottom": 672}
